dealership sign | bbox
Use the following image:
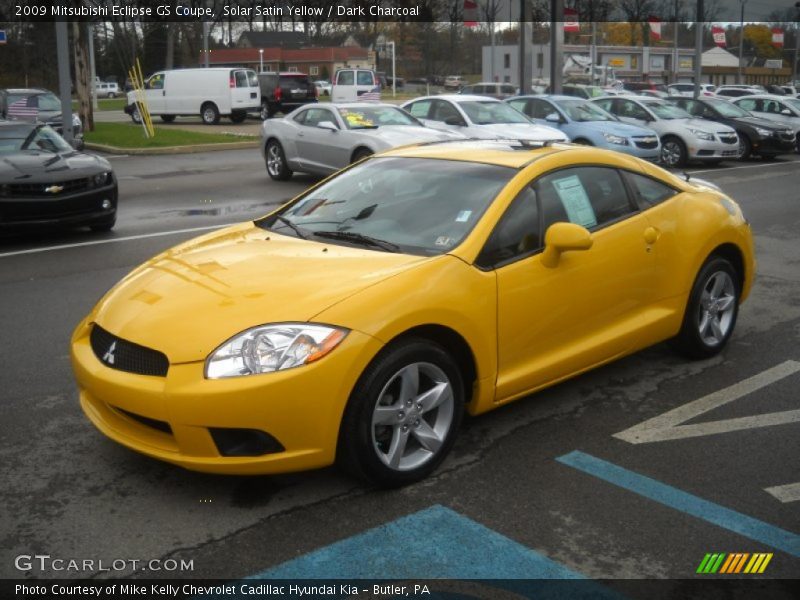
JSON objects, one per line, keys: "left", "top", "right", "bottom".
{"left": 771, "top": 28, "right": 784, "bottom": 47}
{"left": 712, "top": 26, "right": 726, "bottom": 48}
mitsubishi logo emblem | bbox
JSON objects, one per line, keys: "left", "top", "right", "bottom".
{"left": 103, "top": 341, "right": 116, "bottom": 365}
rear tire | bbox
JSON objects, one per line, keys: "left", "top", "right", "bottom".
{"left": 671, "top": 256, "right": 740, "bottom": 359}
{"left": 200, "top": 102, "right": 220, "bottom": 125}
{"left": 160, "top": 115, "right": 176, "bottom": 123}
{"left": 265, "top": 140, "right": 292, "bottom": 181}
{"left": 130, "top": 104, "right": 142, "bottom": 124}
{"left": 337, "top": 339, "right": 464, "bottom": 487}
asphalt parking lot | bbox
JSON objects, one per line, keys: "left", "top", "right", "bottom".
{"left": 1, "top": 149, "right": 798, "bottom": 595}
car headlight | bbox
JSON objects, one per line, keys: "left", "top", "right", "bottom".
{"left": 92, "top": 172, "right": 111, "bottom": 187}
{"left": 754, "top": 127, "right": 772, "bottom": 137}
{"left": 688, "top": 128, "right": 714, "bottom": 141}
{"left": 205, "top": 323, "right": 348, "bottom": 379}
{"left": 602, "top": 133, "right": 628, "bottom": 145}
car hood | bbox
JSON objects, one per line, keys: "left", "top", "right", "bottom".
{"left": 0, "top": 151, "right": 111, "bottom": 181}
{"left": 569, "top": 120, "right": 656, "bottom": 137}
{"left": 672, "top": 118, "right": 736, "bottom": 134}
{"left": 469, "top": 122, "right": 568, "bottom": 141}
{"left": 92, "top": 223, "right": 429, "bottom": 363}
{"left": 734, "top": 115, "right": 790, "bottom": 130}
{"left": 368, "top": 125, "right": 463, "bottom": 145}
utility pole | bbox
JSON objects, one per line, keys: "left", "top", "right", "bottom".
{"left": 693, "top": 0, "right": 703, "bottom": 98}
{"left": 55, "top": 22, "right": 74, "bottom": 146}
{"left": 738, "top": 0, "right": 747, "bottom": 84}
{"left": 88, "top": 24, "right": 98, "bottom": 111}
{"left": 203, "top": 22, "right": 210, "bottom": 67}
{"left": 673, "top": 0, "right": 680, "bottom": 83}
{"left": 794, "top": 2, "right": 800, "bottom": 84}
{"left": 549, "top": 0, "right": 564, "bottom": 94}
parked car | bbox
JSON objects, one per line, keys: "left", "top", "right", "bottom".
{"left": 731, "top": 95, "right": 800, "bottom": 152}
{"left": 95, "top": 82, "right": 120, "bottom": 98}
{"left": 668, "top": 96, "right": 796, "bottom": 159}
{"left": 715, "top": 86, "right": 761, "bottom": 99}
{"left": 593, "top": 96, "right": 739, "bottom": 167}
{"left": 401, "top": 95, "right": 568, "bottom": 142}
{"left": 550, "top": 84, "right": 606, "bottom": 99}
{"left": 0, "top": 121, "right": 117, "bottom": 231}
{"left": 443, "top": 75, "right": 465, "bottom": 91}
{"left": 506, "top": 95, "right": 661, "bottom": 160}
{"left": 332, "top": 69, "right": 380, "bottom": 103}
{"left": 622, "top": 81, "right": 668, "bottom": 93}
{"left": 0, "top": 88, "right": 83, "bottom": 148}
{"left": 125, "top": 68, "right": 261, "bottom": 125}
{"left": 638, "top": 89, "right": 670, "bottom": 99}
{"left": 259, "top": 72, "right": 317, "bottom": 119}
{"left": 261, "top": 103, "right": 462, "bottom": 180}
{"left": 667, "top": 83, "right": 717, "bottom": 97}
{"left": 459, "top": 82, "right": 518, "bottom": 100}
{"left": 71, "top": 139, "right": 755, "bottom": 486}
{"left": 313, "top": 80, "right": 332, "bottom": 96}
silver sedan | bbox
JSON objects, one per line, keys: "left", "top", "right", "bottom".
{"left": 261, "top": 103, "right": 462, "bottom": 180}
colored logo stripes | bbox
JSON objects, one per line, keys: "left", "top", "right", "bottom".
{"left": 696, "top": 552, "right": 773, "bottom": 574}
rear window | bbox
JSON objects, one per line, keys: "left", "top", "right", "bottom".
{"left": 357, "top": 71, "right": 375, "bottom": 86}
{"left": 280, "top": 75, "right": 311, "bottom": 87}
{"left": 337, "top": 71, "right": 354, "bottom": 85}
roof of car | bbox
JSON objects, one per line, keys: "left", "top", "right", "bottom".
{"left": 2, "top": 88, "right": 48, "bottom": 94}
{"left": 732, "top": 94, "right": 793, "bottom": 100}
{"left": 378, "top": 140, "right": 569, "bottom": 167}
{"left": 408, "top": 94, "right": 503, "bottom": 103}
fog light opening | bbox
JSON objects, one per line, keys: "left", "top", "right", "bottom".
{"left": 101, "top": 199, "right": 112, "bottom": 210}
{"left": 209, "top": 428, "right": 285, "bottom": 457}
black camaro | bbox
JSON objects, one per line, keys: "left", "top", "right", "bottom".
{"left": 0, "top": 121, "right": 117, "bottom": 231}
{"left": 669, "top": 96, "right": 796, "bottom": 159}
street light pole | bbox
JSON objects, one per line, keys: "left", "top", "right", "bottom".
{"left": 794, "top": 2, "right": 800, "bottom": 85}
{"left": 389, "top": 41, "right": 396, "bottom": 98}
{"left": 738, "top": 0, "right": 747, "bottom": 84}
{"left": 259, "top": 48, "right": 263, "bottom": 73}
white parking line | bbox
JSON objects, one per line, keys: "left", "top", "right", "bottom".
{"left": 689, "top": 161, "right": 800, "bottom": 175}
{"left": 764, "top": 482, "right": 800, "bottom": 503}
{"left": 613, "top": 360, "right": 800, "bottom": 444}
{"left": 0, "top": 223, "right": 238, "bottom": 258}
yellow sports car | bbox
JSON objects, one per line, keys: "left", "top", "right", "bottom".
{"left": 71, "top": 141, "right": 755, "bottom": 487}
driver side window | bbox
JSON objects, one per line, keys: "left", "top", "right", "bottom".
{"left": 431, "top": 100, "right": 461, "bottom": 123}
{"left": 476, "top": 187, "right": 540, "bottom": 268}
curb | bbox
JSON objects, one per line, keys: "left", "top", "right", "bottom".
{"left": 85, "top": 140, "right": 259, "bottom": 155}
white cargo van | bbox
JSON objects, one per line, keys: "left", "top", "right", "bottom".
{"left": 125, "top": 68, "right": 260, "bottom": 125}
{"left": 331, "top": 69, "right": 380, "bottom": 103}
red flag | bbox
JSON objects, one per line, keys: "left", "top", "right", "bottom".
{"left": 564, "top": 8, "right": 579, "bottom": 33}
{"left": 712, "top": 26, "right": 726, "bottom": 48}
{"left": 648, "top": 17, "right": 662, "bottom": 41}
{"left": 771, "top": 28, "right": 784, "bottom": 47}
{"left": 464, "top": 0, "right": 478, "bottom": 27}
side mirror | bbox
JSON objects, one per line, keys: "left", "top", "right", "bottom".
{"left": 780, "top": 108, "right": 792, "bottom": 116}
{"left": 545, "top": 112, "right": 561, "bottom": 123}
{"left": 540, "top": 222, "right": 593, "bottom": 268}
{"left": 444, "top": 116, "right": 465, "bottom": 126}
{"left": 318, "top": 120, "right": 338, "bottom": 131}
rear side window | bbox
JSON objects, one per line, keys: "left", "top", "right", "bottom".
{"left": 337, "top": 71, "right": 354, "bottom": 85}
{"left": 406, "top": 100, "right": 432, "bottom": 119}
{"left": 625, "top": 172, "right": 678, "bottom": 208}
{"left": 357, "top": 71, "right": 375, "bottom": 86}
{"left": 247, "top": 71, "right": 258, "bottom": 87}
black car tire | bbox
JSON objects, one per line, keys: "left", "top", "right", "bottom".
{"left": 130, "top": 104, "right": 142, "bottom": 125}
{"left": 265, "top": 140, "right": 292, "bottom": 181}
{"left": 89, "top": 215, "right": 116, "bottom": 233}
{"left": 671, "top": 256, "right": 740, "bottom": 360}
{"left": 737, "top": 134, "right": 752, "bottom": 159}
{"left": 160, "top": 115, "right": 176, "bottom": 123}
{"left": 230, "top": 110, "right": 247, "bottom": 124}
{"left": 259, "top": 100, "right": 271, "bottom": 120}
{"left": 351, "top": 148, "right": 374, "bottom": 163}
{"left": 337, "top": 339, "right": 464, "bottom": 488}
{"left": 200, "top": 102, "right": 220, "bottom": 125}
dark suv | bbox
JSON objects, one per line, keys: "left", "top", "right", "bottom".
{"left": 258, "top": 72, "right": 317, "bottom": 119}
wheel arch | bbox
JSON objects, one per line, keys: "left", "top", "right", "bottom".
{"left": 708, "top": 242, "right": 746, "bottom": 296}
{"left": 350, "top": 146, "right": 374, "bottom": 163}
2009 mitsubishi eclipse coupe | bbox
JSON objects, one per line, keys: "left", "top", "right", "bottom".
{"left": 72, "top": 141, "right": 755, "bottom": 487}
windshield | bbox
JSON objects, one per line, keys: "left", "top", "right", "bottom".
{"left": 0, "top": 124, "right": 72, "bottom": 154}
{"left": 643, "top": 101, "right": 691, "bottom": 120}
{"left": 256, "top": 157, "right": 514, "bottom": 255}
{"left": 707, "top": 99, "right": 751, "bottom": 118}
{"left": 558, "top": 99, "right": 615, "bottom": 122}
{"left": 338, "top": 106, "right": 421, "bottom": 129}
{"left": 785, "top": 99, "right": 800, "bottom": 113}
{"left": 33, "top": 92, "right": 63, "bottom": 111}
{"left": 459, "top": 101, "right": 531, "bottom": 124}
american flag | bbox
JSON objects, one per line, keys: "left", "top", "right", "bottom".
{"left": 7, "top": 98, "right": 38, "bottom": 120}
{"left": 359, "top": 86, "right": 382, "bottom": 102}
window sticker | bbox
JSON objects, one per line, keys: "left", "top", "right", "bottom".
{"left": 552, "top": 175, "right": 597, "bottom": 228}
{"left": 338, "top": 109, "right": 374, "bottom": 127}
{"left": 434, "top": 236, "right": 454, "bottom": 247}
{"left": 455, "top": 210, "right": 472, "bottom": 223}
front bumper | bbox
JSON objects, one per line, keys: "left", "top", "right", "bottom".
{"left": 613, "top": 140, "right": 661, "bottom": 160}
{"left": 71, "top": 320, "right": 382, "bottom": 475}
{"left": 0, "top": 184, "right": 117, "bottom": 230}
{"left": 688, "top": 137, "right": 739, "bottom": 161}
{"left": 751, "top": 133, "right": 796, "bottom": 156}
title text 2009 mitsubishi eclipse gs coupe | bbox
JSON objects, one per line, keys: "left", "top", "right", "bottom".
{"left": 72, "top": 140, "right": 754, "bottom": 487}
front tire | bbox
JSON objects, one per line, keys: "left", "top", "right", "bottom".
{"left": 338, "top": 339, "right": 464, "bottom": 487}
{"left": 737, "top": 134, "right": 752, "bottom": 159}
{"left": 672, "top": 256, "right": 740, "bottom": 359}
{"left": 89, "top": 215, "right": 116, "bottom": 232}
{"left": 200, "top": 102, "right": 220, "bottom": 125}
{"left": 130, "top": 104, "right": 142, "bottom": 124}
{"left": 351, "top": 148, "right": 374, "bottom": 163}
{"left": 661, "top": 136, "right": 688, "bottom": 168}
{"left": 265, "top": 140, "right": 292, "bottom": 180}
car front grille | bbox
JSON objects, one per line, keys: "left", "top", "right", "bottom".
{"left": 0, "top": 188, "right": 114, "bottom": 222}
{"left": 90, "top": 324, "right": 169, "bottom": 377}
{"left": 718, "top": 134, "right": 738, "bottom": 144}
{"left": 722, "top": 150, "right": 739, "bottom": 157}
{"left": 3, "top": 177, "right": 93, "bottom": 197}
{"left": 633, "top": 136, "right": 659, "bottom": 149}
{"left": 778, "top": 131, "right": 795, "bottom": 142}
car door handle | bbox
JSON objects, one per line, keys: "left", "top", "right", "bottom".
{"left": 162, "top": 90, "right": 166, "bottom": 96}
{"left": 298, "top": 132, "right": 304, "bottom": 138}
{"left": 644, "top": 226, "right": 660, "bottom": 245}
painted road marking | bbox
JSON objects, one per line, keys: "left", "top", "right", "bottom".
{"left": 688, "top": 160, "right": 800, "bottom": 175}
{"left": 613, "top": 360, "right": 800, "bottom": 444}
{"left": 557, "top": 451, "right": 800, "bottom": 557}
{"left": 765, "top": 482, "right": 800, "bottom": 504}
{"left": 252, "top": 505, "right": 587, "bottom": 580}
{"left": 0, "top": 223, "right": 238, "bottom": 258}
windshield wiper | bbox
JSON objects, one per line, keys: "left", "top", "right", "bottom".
{"left": 313, "top": 230, "right": 400, "bottom": 252}
{"left": 271, "top": 215, "right": 309, "bottom": 239}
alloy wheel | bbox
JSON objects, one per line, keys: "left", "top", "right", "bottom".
{"left": 697, "top": 270, "right": 736, "bottom": 346}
